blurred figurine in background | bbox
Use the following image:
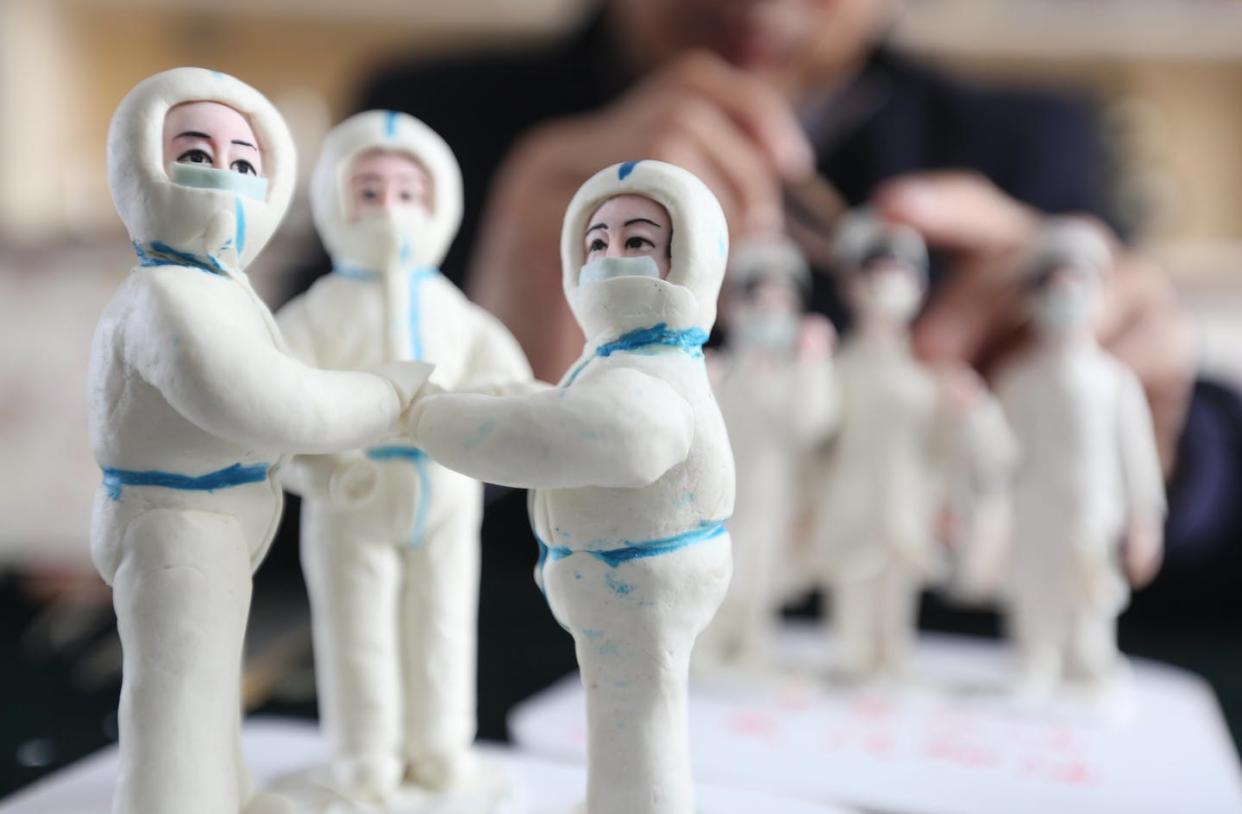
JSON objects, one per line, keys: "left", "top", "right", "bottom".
{"left": 812, "top": 210, "right": 988, "bottom": 682}
{"left": 698, "top": 237, "right": 834, "bottom": 670}
{"left": 996, "top": 218, "right": 1166, "bottom": 698}
{"left": 409, "top": 160, "right": 734, "bottom": 814}
{"left": 91, "top": 70, "right": 430, "bottom": 814}
{"left": 275, "top": 111, "right": 531, "bottom": 805}
{"left": 937, "top": 374, "right": 1018, "bottom": 605}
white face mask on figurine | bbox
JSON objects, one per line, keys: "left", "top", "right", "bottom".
{"left": 561, "top": 161, "right": 729, "bottom": 341}
{"left": 1031, "top": 267, "right": 1102, "bottom": 332}
{"left": 310, "top": 110, "right": 463, "bottom": 273}
{"left": 861, "top": 260, "right": 924, "bottom": 321}
{"left": 107, "top": 67, "right": 296, "bottom": 273}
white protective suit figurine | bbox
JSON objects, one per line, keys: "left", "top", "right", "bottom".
{"left": 698, "top": 237, "right": 834, "bottom": 669}
{"left": 408, "top": 160, "right": 734, "bottom": 814}
{"left": 813, "top": 210, "right": 971, "bottom": 681}
{"left": 273, "top": 110, "right": 532, "bottom": 803}
{"left": 996, "top": 218, "right": 1165, "bottom": 697}
{"left": 89, "top": 69, "right": 431, "bottom": 814}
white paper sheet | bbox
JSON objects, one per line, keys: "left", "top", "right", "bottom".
{"left": 511, "top": 625, "right": 1242, "bottom": 814}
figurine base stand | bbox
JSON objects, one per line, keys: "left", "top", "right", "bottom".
{"left": 0, "top": 718, "right": 848, "bottom": 814}
{"left": 264, "top": 756, "right": 514, "bottom": 814}
{"left": 514, "top": 623, "right": 1242, "bottom": 814}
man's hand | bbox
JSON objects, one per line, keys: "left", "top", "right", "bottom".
{"left": 873, "top": 171, "right": 1196, "bottom": 473}
{"left": 469, "top": 51, "right": 813, "bottom": 380}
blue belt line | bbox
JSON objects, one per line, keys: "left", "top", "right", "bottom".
{"left": 102, "top": 462, "right": 272, "bottom": 501}
{"left": 535, "top": 519, "right": 728, "bottom": 577}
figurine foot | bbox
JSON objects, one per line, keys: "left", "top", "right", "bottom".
{"left": 408, "top": 748, "right": 480, "bottom": 792}
{"left": 330, "top": 753, "right": 404, "bottom": 803}
{"left": 243, "top": 791, "right": 296, "bottom": 814}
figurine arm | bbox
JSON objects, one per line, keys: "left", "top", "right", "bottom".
{"left": 991, "top": 370, "right": 1031, "bottom": 479}
{"left": 1117, "top": 369, "right": 1167, "bottom": 586}
{"left": 271, "top": 294, "right": 343, "bottom": 496}
{"left": 270, "top": 293, "right": 394, "bottom": 501}
{"left": 1118, "top": 369, "right": 1168, "bottom": 518}
{"left": 960, "top": 390, "right": 1020, "bottom": 486}
{"left": 127, "top": 274, "right": 427, "bottom": 454}
{"left": 411, "top": 367, "right": 695, "bottom": 489}
{"left": 789, "top": 357, "right": 839, "bottom": 445}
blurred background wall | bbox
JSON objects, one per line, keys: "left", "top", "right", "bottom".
{"left": 0, "top": 0, "right": 1239, "bottom": 565}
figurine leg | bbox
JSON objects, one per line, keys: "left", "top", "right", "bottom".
{"left": 400, "top": 475, "right": 483, "bottom": 789}
{"left": 111, "top": 508, "right": 252, "bottom": 814}
{"left": 1008, "top": 591, "right": 1066, "bottom": 696}
{"left": 544, "top": 534, "right": 732, "bottom": 814}
{"left": 235, "top": 702, "right": 252, "bottom": 801}
{"left": 878, "top": 562, "right": 919, "bottom": 677}
{"left": 735, "top": 529, "right": 777, "bottom": 664}
{"left": 301, "top": 505, "right": 404, "bottom": 801}
{"left": 1068, "top": 608, "right": 1120, "bottom": 685}
{"left": 830, "top": 575, "right": 882, "bottom": 679}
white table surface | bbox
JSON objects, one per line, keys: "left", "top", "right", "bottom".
{"left": 512, "top": 625, "right": 1242, "bottom": 814}
{"left": 0, "top": 718, "right": 857, "bottom": 814}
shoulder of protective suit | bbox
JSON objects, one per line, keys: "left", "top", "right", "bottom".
{"left": 128, "top": 267, "right": 228, "bottom": 334}
{"left": 295, "top": 272, "right": 372, "bottom": 328}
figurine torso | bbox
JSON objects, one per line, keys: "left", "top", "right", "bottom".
{"left": 298, "top": 271, "right": 479, "bottom": 386}
{"left": 816, "top": 335, "right": 944, "bottom": 578}
{"left": 287, "top": 270, "right": 496, "bottom": 541}
{"left": 531, "top": 339, "right": 736, "bottom": 554}
{"left": 998, "top": 342, "right": 1137, "bottom": 581}
{"left": 87, "top": 266, "right": 287, "bottom": 580}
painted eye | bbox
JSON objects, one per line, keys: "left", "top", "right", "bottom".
{"left": 230, "top": 159, "right": 257, "bottom": 176}
{"left": 625, "top": 236, "right": 653, "bottom": 250}
{"left": 398, "top": 190, "right": 414, "bottom": 202}
{"left": 177, "top": 149, "right": 212, "bottom": 165}
{"left": 361, "top": 188, "right": 380, "bottom": 202}
{"left": 589, "top": 238, "right": 607, "bottom": 252}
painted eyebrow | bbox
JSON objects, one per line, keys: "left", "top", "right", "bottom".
{"left": 175, "top": 131, "right": 212, "bottom": 140}
{"left": 624, "top": 218, "right": 662, "bottom": 228}
{"left": 586, "top": 223, "right": 608, "bottom": 234}
{"left": 231, "top": 140, "right": 257, "bottom": 151}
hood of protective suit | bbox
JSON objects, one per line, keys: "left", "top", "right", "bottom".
{"left": 1028, "top": 216, "right": 1113, "bottom": 280}
{"left": 107, "top": 67, "right": 296, "bottom": 272}
{"left": 727, "top": 235, "right": 810, "bottom": 293}
{"left": 561, "top": 160, "right": 728, "bottom": 341}
{"left": 831, "top": 208, "right": 929, "bottom": 282}
{"left": 310, "top": 110, "right": 462, "bottom": 272}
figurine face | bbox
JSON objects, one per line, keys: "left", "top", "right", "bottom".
{"left": 583, "top": 194, "right": 673, "bottom": 280}
{"left": 727, "top": 275, "right": 800, "bottom": 319}
{"left": 853, "top": 256, "right": 924, "bottom": 322}
{"left": 726, "top": 274, "right": 801, "bottom": 351}
{"left": 1031, "top": 263, "right": 1101, "bottom": 333}
{"left": 163, "top": 101, "right": 263, "bottom": 177}
{"left": 348, "top": 149, "right": 432, "bottom": 222}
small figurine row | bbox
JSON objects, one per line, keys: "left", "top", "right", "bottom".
{"left": 90, "top": 68, "right": 733, "bottom": 814}
{"left": 700, "top": 212, "right": 1166, "bottom": 700}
